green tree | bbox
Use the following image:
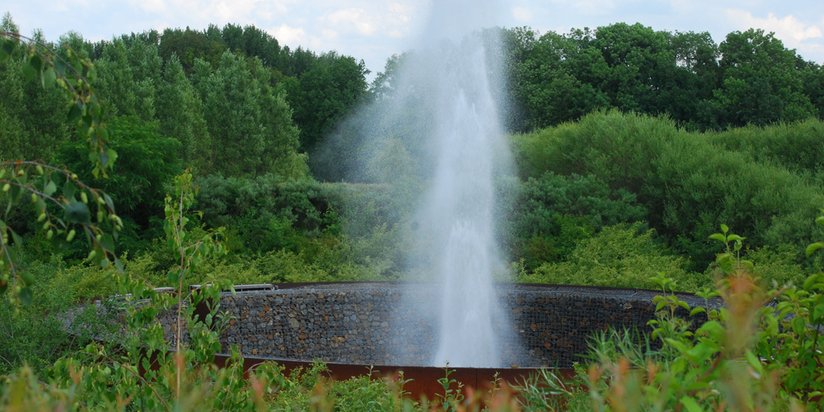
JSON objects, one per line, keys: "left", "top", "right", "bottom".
{"left": 669, "top": 31, "right": 720, "bottom": 129}
{"left": 220, "top": 23, "right": 283, "bottom": 69}
{"left": 193, "top": 51, "right": 266, "bottom": 176}
{"left": 714, "top": 29, "right": 815, "bottom": 127}
{"left": 799, "top": 60, "right": 824, "bottom": 118}
{"left": 284, "top": 52, "right": 368, "bottom": 151}
{"left": 505, "top": 28, "right": 608, "bottom": 131}
{"left": 192, "top": 51, "right": 306, "bottom": 177}
{"left": 156, "top": 54, "right": 211, "bottom": 171}
{"left": 159, "top": 27, "right": 225, "bottom": 72}
{"left": 57, "top": 116, "right": 182, "bottom": 230}
{"left": 94, "top": 38, "right": 161, "bottom": 120}
{"left": 587, "top": 23, "right": 679, "bottom": 115}
{"left": 0, "top": 16, "right": 69, "bottom": 161}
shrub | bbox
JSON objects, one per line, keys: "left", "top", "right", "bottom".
{"left": 509, "top": 172, "right": 646, "bottom": 268}
{"left": 512, "top": 111, "right": 824, "bottom": 269}
{"left": 705, "top": 118, "right": 824, "bottom": 183}
{"left": 521, "top": 223, "right": 703, "bottom": 291}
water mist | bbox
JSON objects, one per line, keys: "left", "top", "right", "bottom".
{"left": 416, "top": 1, "right": 511, "bottom": 368}
{"left": 317, "top": 0, "right": 514, "bottom": 368}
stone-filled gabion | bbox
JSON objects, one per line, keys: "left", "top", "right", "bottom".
{"left": 175, "top": 283, "right": 715, "bottom": 368}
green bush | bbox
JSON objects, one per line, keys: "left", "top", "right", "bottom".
{"left": 704, "top": 119, "right": 824, "bottom": 183}
{"left": 193, "top": 175, "right": 408, "bottom": 279}
{"left": 55, "top": 116, "right": 182, "bottom": 255}
{"left": 0, "top": 258, "right": 120, "bottom": 375}
{"left": 745, "top": 245, "right": 808, "bottom": 288}
{"left": 512, "top": 111, "right": 824, "bottom": 269}
{"left": 520, "top": 223, "right": 703, "bottom": 291}
{"left": 510, "top": 172, "right": 645, "bottom": 268}
{"left": 195, "top": 175, "right": 336, "bottom": 252}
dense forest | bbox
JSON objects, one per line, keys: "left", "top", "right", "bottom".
{"left": 2, "top": 11, "right": 824, "bottom": 410}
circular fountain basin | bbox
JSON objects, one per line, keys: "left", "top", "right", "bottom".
{"left": 207, "top": 282, "right": 714, "bottom": 368}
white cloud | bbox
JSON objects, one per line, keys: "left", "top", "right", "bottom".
{"left": 51, "top": 0, "right": 93, "bottom": 12}
{"left": 126, "top": 0, "right": 296, "bottom": 25}
{"left": 128, "top": 0, "right": 166, "bottom": 14}
{"left": 512, "top": 6, "right": 534, "bottom": 23}
{"left": 326, "top": 8, "right": 377, "bottom": 35}
{"left": 548, "top": 0, "right": 617, "bottom": 16}
{"left": 669, "top": 0, "right": 693, "bottom": 13}
{"left": 321, "top": 28, "right": 338, "bottom": 41}
{"left": 271, "top": 24, "right": 305, "bottom": 47}
{"left": 724, "top": 9, "right": 824, "bottom": 60}
{"left": 725, "top": 9, "right": 822, "bottom": 42}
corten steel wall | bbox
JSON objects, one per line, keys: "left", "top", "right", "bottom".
{"left": 206, "top": 283, "right": 713, "bottom": 368}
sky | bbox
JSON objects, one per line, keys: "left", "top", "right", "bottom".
{"left": 3, "top": 0, "right": 824, "bottom": 77}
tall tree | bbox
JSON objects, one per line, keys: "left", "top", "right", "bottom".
{"left": 284, "top": 52, "right": 368, "bottom": 151}
{"left": 156, "top": 54, "right": 211, "bottom": 171}
{"left": 669, "top": 31, "right": 720, "bottom": 129}
{"left": 193, "top": 51, "right": 306, "bottom": 177}
{"left": 0, "top": 15, "right": 69, "bottom": 161}
{"left": 799, "top": 60, "right": 824, "bottom": 119}
{"left": 714, "top": 29, "right": 815, "bottom": 127}
{"left": 94, "top": 38, "right": 161, "bottom": 120}
{"left": 506, "top": 28, "right": 608, "bottom": 131}
{"left": 587, "top": 23, "right": 679, "bottom": 115}
{"left": 194, "top": 51, "right": 265, "bottom": 176}
{"left": 159, "top": 27, "right": 225, "bottom": 72}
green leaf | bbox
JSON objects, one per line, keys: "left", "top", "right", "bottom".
{"left": 167, "top": 270, "right": 179, "bottom": 284}
{"left": 745, "top": 350, "right": 763, "bottom": 375}
{"left": 62, "top": 180, "right": 77, "bottom": 200}
{"left": 697, "top": 320, "right": 724, "bottom": 341}
{"left": 791, "top": 316, "right": 806, "bottom": 334}
{"left": 20, "top": 270, "right": 34, "bottom": 285}
{"left": 100, "top": 234, "right": 115, "bottom": 252}
{"left": 102, "top": 148, "right": 118, "bottom": 168}
{"left": 805, "top": 242, "right": 824, "bottom": 257}
{"left": 804, "top": 274, "right": 823, "bottom": 290}
{"left": 64, "top": 201, "right": 91, "bottom": 224}
{"left": 665, "top": 338, "right": 689, "bottom": 353}
{"left": 42, "top": 66, "right": 56, "bottom": 88}
{"left": 43, "top": 180, "right": 57, "bottom": 197}
{"left": 765, "top": 314, "right": 779, "bottom": 335}
{"left": 21, "top": 59, "right": 37, "bottom": 82}
{"left": 28, "top": 54, "right": 43, "bottom": 71}
{"left": 10, "top": 230, "right": 22, "bottom": 247}
{"left": 727, "top": 234, "right": 744, "bottom": 242}
{"left": 19, "top": 286, "right": 33, "bottom": 305}
{"left": 679, "top": 396, "right": 703, "bottom": 412}
{"left": 67, "top": 103, "right": 82, "bottom": 123}
{"left": 813, "top": 302, "right": 824, "bottom": 322}
{"left": 720, "top": 224, "right": 729, "bottom": 234}
{"left": 708, "top": 233, "right": 726, "bottom": 242}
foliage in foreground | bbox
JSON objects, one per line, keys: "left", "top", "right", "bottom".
{"left": 2, "top": 218, "right": 823, "bottom": 411}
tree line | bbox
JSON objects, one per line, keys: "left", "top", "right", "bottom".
{"left": 503, "top": 23, "right": 824, "bottom": 132}
{"left": 5, "top": 17, "right": 824, "bottom": 181}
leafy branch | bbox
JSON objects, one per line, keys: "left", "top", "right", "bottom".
{"left": 0, "top": 31, "right": 119, "bottom": 304}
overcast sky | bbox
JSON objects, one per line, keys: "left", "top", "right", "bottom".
{"left": 4, "top": 0, "right": 824, "bottom": 76}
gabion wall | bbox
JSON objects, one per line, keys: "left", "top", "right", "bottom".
{"left": 211, "top": 283, "right": 712, "bottom": 368}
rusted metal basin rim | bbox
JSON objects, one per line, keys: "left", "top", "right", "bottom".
{"left": 205, "top": 282, "right": 716, "bottom": 399}
{"left": 211, "top": 351, "right": 574, "bottom": 400}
